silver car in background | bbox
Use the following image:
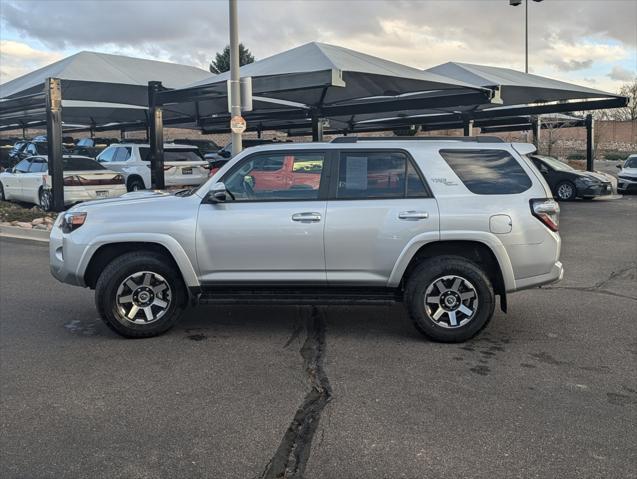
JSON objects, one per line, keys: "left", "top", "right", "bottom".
{"left": 50, "top": 137, "right": 562, "bottom": 342}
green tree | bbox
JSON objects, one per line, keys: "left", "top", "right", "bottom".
{"left": 209, "top": 44, "right": 255, "bottom": 74}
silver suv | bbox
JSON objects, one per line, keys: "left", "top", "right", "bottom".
{"left": 50, "top": 137, "right": 563, "bottom": 342}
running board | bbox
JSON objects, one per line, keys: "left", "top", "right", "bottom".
{"left": 195, "top": 287, "right": 402, "bottom": 306}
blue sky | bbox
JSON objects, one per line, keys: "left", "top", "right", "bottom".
{"left": 1, "top": 0, "right": 635, "bottom": 92}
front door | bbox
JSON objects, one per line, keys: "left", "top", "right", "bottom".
{"left": 196, "top": 150, "right": 329, "bottom": 284}
{"left": 325, "top": 149, "right": 440, "bottom": 285}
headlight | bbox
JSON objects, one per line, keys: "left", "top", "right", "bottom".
{"left": 577, "top": 177, "right": 596, "bottom": 185}
{"left": 60, "top": 211, "right": 87, "bottom": 233}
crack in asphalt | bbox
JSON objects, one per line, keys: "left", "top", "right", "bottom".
{"left": 544, "top": 265, "right": 637, "bottom": 302}
{"left": 260, "top": 307, "right": 333, "bottom": 479}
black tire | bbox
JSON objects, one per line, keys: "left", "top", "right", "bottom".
{"left": 95, "top": 251, "right": 187, "bottom": 338}
{"left": 39, "top": 188, "right": 51, "bottom": 211}
{"left": 404, "top": 255, "right": 495, "bottom": 343}
{"left": 0, "top": 182, "right": 5, "bottom": 201}
{"left": 127, "top": 177, "right": 145, "bottom": 192}
{"left": 555, "top": 181, "right": 576, "bottom": 201}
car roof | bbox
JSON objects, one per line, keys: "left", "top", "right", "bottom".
{"left": 114, "top": 143, "right": 198, "bottom": 149}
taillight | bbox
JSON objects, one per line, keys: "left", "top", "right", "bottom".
{"left": 112, "top": 174, "right": 125, "bottom": 184}
{"left": 63, "top": 175, "right": 80, "bottom": 186}
{"left": 530, "top": 198, "right": 560, "bottom": 232}
{"left": 163, "top": 166, "right": 173, "bottom": 171}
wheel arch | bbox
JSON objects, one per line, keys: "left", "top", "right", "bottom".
{"left": 126, "top": 174, "right": 146, "bottom": 191}
{"left": 82, "top": 237, "right": 199, "bottom": 290}
{"left": 392, "top": 238, "right": 512, "bottom": 312}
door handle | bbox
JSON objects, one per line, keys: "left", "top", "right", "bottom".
{"left": 291, "top": 212, "right": 322, "bottom": 223}
{"left": 398, "top": 211, "right": 429, "bottom": 220}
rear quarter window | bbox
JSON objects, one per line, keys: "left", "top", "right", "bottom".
{"left": 439, "top": 149, "right": 532, "bottom": 195}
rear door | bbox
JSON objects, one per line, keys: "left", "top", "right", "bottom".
{"left": 324, "top": 149, "right": 440, "bottom": 285}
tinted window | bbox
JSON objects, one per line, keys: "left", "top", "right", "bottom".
{"left": 63, "top": 157, "right": 106, "bottom": 171}
{"left": 224, "top": 153, "right": 324, "bottom": 201}
{"left": 336, "top": 151, "right": 426, "bottom": 199}
{"left": 29, "top": 158, "right": 47, "bottom": 173}
{"left": 624, "top": 156, "right": 637, "bottom": 168}
{"left": 139, "top": 147, "right": 203, "bottom": 162}
{"left": 77, "top": 139, "right": 93, "bottom": 147}
{"left": 440, "top": 149, "right": 532, "bottom": 195}
{"left": 14, "top": 159, "right": 31, "bottom": 172}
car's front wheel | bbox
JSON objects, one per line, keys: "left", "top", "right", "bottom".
{"left": 95, "top": 251, "right": 187, "bottom": 338}
{"left": 39, "top": 188, "right": 51, "bottom": 211}
{"left": 405, "top": 256, "right": 495, "bottom": 342}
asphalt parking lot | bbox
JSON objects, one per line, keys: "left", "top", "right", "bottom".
{"left": 1, "top": 196, "right": 636, "bottom": 479}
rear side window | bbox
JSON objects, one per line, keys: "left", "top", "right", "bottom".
{"left": 112, "top": 147, "right": 131, "bottom": 162}
{"left": 439, "top": 149, "right": 532, "bottom": 195}
{"left": 336, "top": 151, "right": 428, "bottom": 199}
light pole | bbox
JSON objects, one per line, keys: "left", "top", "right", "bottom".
{"left": 509, "top": 0, "right": 543, "bottom": 73}
{"left": 229, "top": 0, "right": 242, "bottom": 156}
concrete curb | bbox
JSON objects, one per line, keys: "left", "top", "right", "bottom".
{"left": 0, "top": 225, "right": 50, "bottom": 243}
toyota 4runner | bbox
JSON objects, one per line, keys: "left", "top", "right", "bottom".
{"left": 50, "top": 137, "right": 563, "bottom": 342}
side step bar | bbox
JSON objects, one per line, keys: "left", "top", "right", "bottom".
{"left": 195, "top": 287, "right": 402, "bottom": 306}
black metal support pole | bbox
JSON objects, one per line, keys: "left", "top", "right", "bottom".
{"left": 148, "top": 81, "right": 165, "bottom": 189}
{"left": 462, "top": 117, "right": 474, "bottom": 136}
{"left": 45, "top": 78, "right": 64, "bottom": 212}
{"left": 586, "top": 114, "right": 594, "bottom": 172}
{"left": 531, "top": 116, "right": 541, "bottom": 149}
{"left": 311, "top": 112, "right": 323, "bottom": 142}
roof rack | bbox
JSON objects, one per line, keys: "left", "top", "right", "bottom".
{"left": 331, "top": 136, "right": 504, "bottom": 143}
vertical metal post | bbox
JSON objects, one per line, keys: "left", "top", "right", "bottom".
{"left": 586, "top": 114, "right": 594, "bottom": 172}
{"left": 525, "top": 0, "right": 528, "bottom": 73}
{"left": 229, "top": 0, "right": 242, "bottom": 156}
{"left": 462, "top": 117, "right": 474, "bottom": 136}
{"left": 311, "top": 112, "right": 323, "bottom": 142}
{"left": 120, "top": 128, "right": 125, "bottom": 141}
{"left": 45, "top": 78, "right": 64, "bottom": 212}
{"left": 148, "top": 81, "right": 165, "bottom": 189}
{"left": 531, "top": 116, "right": 541, "bottom": 149}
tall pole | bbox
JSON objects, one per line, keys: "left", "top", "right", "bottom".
{"left": 229, "top": 0, "right": 242, "bottom": 156}
{"left": 525, "top": 0, "right": 528, "bottom": 73}
{"left": 45, "top": 78, "right": 64, "bottom": 212}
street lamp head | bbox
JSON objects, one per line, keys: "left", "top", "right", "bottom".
{"left": 509, "top": 0, "right": 522, "bottom": 5}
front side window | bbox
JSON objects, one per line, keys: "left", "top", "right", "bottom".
{"left": 112, "top": 147, "right": 131, "bottom": 162}
{"left": 28, "top": 159, "right": 47, "bottom": 173}
{"left": 336, "top": 151, "right": 427, "bottom": 199}
{"left": 223, "top": 152, "right": 325, "bottom": 201}
{"left": 440, "top": 149, "right": 532, "bottom": 195}
{"left": 14, "top": 159, "right": 31, "bottom": 173}
{"left": 97, "top": 147, "right": 116, "bottom": 162}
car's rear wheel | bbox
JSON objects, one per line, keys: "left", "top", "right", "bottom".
{"left": 405, "top": 256, "right": 495, "bottom": 342}
{"left": 555, "top": 181, "right": 576, "bottom": 201}
{"left": 95, "top": 251, "right": 187, "bottom": 338}
{"left": 39, "top": 188, "right": 51, "bottom": 211}
{"left": 127, "top": 177, "right": 145, "bottom": 192}
{"left": 0, "top": 182, "right": 5, "bottom": 201}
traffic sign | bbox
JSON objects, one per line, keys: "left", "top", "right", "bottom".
{"left": 230, "top": 115, "right": 246, "bottom": 134}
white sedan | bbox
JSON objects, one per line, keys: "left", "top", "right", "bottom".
{"left": 0, "top": 155, "right": 126, "bottom": 210}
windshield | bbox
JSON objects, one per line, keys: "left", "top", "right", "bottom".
{"left": 624, "top": 156, "right": 637, "bottom": 168}
{"left": 534, "top": 155, "right": 574, "bottom": 172}
{"left": 63, "top": 157, "right": 106, "bottom": 171}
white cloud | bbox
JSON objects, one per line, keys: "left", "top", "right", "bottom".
{"left": 608, "top": 65, "right": 636, "bottom": 82}
{"left": 0, "top": 40, "right": 64, "bottom": 83}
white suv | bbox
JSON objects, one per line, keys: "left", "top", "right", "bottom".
{"left": 96, "top": 143, "right": 209, "bottom": 191}
{"left": 50, "top": 137, "right": 563, "bottom": 342}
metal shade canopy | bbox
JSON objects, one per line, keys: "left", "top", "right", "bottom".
{"left": 157, "top": 42, "right": 495, "bottom": 122}
{"left": 0, "top": 51, "right": 211, "bottom": 105}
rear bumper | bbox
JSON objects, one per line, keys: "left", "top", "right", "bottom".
{"left": 514, "top": 261, "right": 564, "bottom": 291}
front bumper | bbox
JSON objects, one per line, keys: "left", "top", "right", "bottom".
{"left": 617, "top": 177, "right": 637, "bottom": 193}
{"left": 577, "top": 182, "right": 613, "bottom": 197}
{"left": 49, "top": 221, "right": 85, "bottom": 287}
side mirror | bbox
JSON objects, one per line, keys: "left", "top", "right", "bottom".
{"left": 221, "top": 150, "right": 231, "bottom": 159}
{"left": 616, "top": 164, "right": 622, "bottom": 170}
{"left": 206, "top": 182, "right": 228, "bottom": 203}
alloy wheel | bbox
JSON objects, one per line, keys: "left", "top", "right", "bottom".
{"left": 115, "top": 271, "right": 172, "bottom": 324}
{"left": 39, "top": 190, "right": 51, "bottom": 211}
{"left": 557, "top": 183, "right": 574, "bottom": 200}
{"left": 424, "top": 275, "right": 479, "bottom": 328}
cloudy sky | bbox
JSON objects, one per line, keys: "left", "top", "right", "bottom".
{"left": 1, "top": 0, "right": 635, "bottom": 92}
